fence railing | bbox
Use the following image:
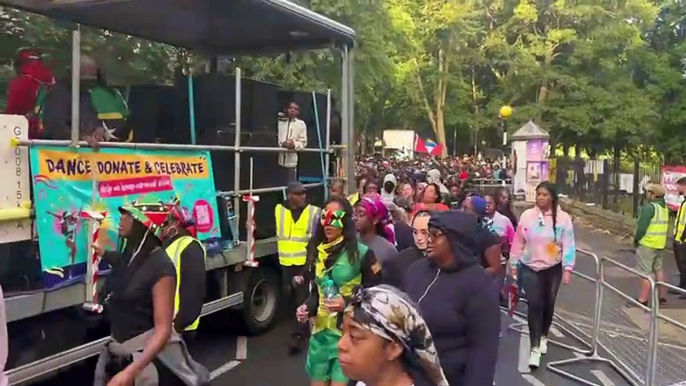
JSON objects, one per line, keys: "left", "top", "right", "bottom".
{"left": 508, "top": 249, "right": 686, "bottom": 386}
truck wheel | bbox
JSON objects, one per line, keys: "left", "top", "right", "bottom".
{"left": 241, "top": 267, "right": 280, "bottom": 335}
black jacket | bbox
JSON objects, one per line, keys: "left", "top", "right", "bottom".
{"left": 402, "top": 211, "right": 501, "bottom": 386}
{"left": 382, "top": 246, "right": 424, "bottom": 289}
{"left": 394, "top": 221, "right": 415, "bottom": 252}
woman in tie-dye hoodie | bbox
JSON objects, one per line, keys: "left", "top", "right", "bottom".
{"left": 510, "top": 181, "right": 576, "bottom": 370}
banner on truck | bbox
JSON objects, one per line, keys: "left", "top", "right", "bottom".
{"left": 662, "top": 165, "right": 686, "bottom": 211}
{"left": 30, "top": 146, "right": 221, "bottom": 282}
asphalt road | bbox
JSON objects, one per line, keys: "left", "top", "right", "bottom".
{"left": 31, "top": 219, "right": 683, "bottom": 386}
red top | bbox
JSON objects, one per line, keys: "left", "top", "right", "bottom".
{"left": 412, "top": 202, "right": 450, "bottom": 216}
{"left": 4, "top": 60, "right": 54, "bottom": 139}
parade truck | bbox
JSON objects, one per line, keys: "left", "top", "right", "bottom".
{"left": 0, "top": 1, "right": 356, "bottom": 384}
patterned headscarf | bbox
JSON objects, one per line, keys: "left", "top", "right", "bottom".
{"left": 346, "top": 285, "right": 449, "bottom": 386}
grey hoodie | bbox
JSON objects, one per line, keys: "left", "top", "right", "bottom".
{"left": 427, "top": 169, "right": 449, "bottom": 195}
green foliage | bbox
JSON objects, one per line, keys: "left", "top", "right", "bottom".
{"left": 2, "top": 0, "right": 686, "bottom": 162}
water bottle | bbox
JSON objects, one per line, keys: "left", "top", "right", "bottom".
{"left": 322, "top": 279, "right": 338, "bottom": 300}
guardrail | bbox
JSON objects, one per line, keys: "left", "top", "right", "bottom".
{"left": 508, "top": 248, "right": 686, "bottom": 386}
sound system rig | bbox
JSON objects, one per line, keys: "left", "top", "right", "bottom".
{"left": 125, "top": 74, "right": 340, "bottom": 240}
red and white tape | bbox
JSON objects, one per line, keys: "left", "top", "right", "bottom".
{"left": 242, "top": 195, "right": 260, "bottom": 267}
{"left": 80, "top": 210, "right": 106, "bottom": 304}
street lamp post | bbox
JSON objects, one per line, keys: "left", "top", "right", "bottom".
{"left": 499, "top": 105, "right": 513, "bottom": 181}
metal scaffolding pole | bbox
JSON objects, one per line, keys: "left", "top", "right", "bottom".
{"left": 70, "top": 27, "right": 81, "bottom": 147}
{"left": 347, "top": 47, "right": 355, "bottom": 192}
{"left": 325, "top": 88, "right": 332, "bottom": 198}
{"left": 341, "top": 46, "right": 352, "bottom": 194}
{"left": 234, "top": 68, "right": 242, "bottom": 229}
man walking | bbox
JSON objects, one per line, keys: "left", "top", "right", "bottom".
{"left": 160, "top": 201, "right": 207, "bottom": 341}
{"left": 275, "top": 182, "right": 320, "bottom": 354}
{"left": 634, "top": 184, "right": 669, "bottom": 306}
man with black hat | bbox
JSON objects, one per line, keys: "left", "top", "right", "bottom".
{"left": 275, "top": 182, "right": 320, "bottom": 354}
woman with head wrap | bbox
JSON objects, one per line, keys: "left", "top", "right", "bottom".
{"left": 355, "top": 195, "right": 398, "bottom": 263}
{"left": 401, "top": 211, "right": 501, "bottom": 386}
{"left": 297, "top": 196, "right": 382, "bottom": 386}
{"left": 338, "top": 285, "right": 448, "bottom": 386}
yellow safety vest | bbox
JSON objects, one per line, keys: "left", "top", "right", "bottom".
{"left": 675, "top": 200, "right": 686, "bottom": 243}
{"left": 348, "top": 192, "right": 360, "bottom": 206}
{"left": 275, "top": 204, "right": 319, "bottom": 266}
{"left": 166, "top": 236, "right": 206, "bottom": 332}
{"left": 640, "top": 203, "right": 669, "bottom": 250}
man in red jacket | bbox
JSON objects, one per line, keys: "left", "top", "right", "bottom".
{"left": 4, "top": 48, "right": 55, "bottom": 139}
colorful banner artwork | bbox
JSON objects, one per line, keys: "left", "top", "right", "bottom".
{"left": 662, "top": 165, "right": 686, "bottom": 211}
{"left": 30, "top": 146, "right": 221, "bottom": 283}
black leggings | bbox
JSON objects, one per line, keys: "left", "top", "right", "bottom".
{"left": 520, "top": 263, "right": 563, "bottom": 347}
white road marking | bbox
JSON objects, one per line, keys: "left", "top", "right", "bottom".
{"left": 209, "top": 360, "right": 241, "bottom": 380}
{"left": 522, "top": 374, "right": 547, "bottom": 386}
{"left": 573, "top": 351, "right": 585, "bottom": 358}
{"left": 550, "top": 326, "right": 564, "bottom": 338}
{"left": 236, "top": 336, "right": 248, "bottom": 360}
{"left": 591, "top": 370, "right": 617, "bottom": 386}
{"left": 518, "top": 331, "right": 531, "bottom": 374}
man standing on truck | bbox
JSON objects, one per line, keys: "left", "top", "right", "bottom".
{"left": 275, "top": 182, "right": 320, "bottom": 354}
{"left": 278, "top": 101, "right": 308, "bottom": 184}
{"left": 160, "top": 200, "right": 207, "bottom": 341}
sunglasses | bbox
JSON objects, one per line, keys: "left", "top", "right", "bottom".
{"left": 427, "top": 225, "right": 445, "bottom": 240}
{"left": 321, "top": 209, "right": 346, "bottom": 228}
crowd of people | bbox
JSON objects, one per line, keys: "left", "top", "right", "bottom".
{"left": 279, "top": 162, "right": 577, "bottom": 386}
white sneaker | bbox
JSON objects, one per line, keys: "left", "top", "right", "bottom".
{"left": 529, "top": 347, "right": 541, "bottom": 369}
{"left": 540, "top": 336, "right": 548, "bottom": 355}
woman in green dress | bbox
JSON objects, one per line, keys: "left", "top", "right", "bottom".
{"left": 297, "top": 196, "right": 381, "bottom": 386}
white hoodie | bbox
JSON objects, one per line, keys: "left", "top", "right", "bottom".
{"left": 381, "top": 173, "right": 397, "bottom": 204}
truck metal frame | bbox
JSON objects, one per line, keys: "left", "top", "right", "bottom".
{"left": 0, "top": 1, "right": 356, "bottom": 384}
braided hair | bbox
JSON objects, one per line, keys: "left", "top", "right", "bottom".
{"left": 536, "top": 181, "right": 559, "bottom": 241}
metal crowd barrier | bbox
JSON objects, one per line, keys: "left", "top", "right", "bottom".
{"left": 507, "top": 247, "right": 686, "bottom": 386}
{"left": 508, "top": 249, "right": 600, "bottom": 357}
{"left": 652, "top": 282, "right": 686, "bottom": 386}
{"left": 471, "top": 179, "right": 513, "bottom": 197}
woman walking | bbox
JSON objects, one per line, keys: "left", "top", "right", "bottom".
{"left": 297, "top": 196, "right": 382, "bottom": 386}
{"left": 510, "top": 182, "right": 576, "bottom": 369}
{"left": 355, "top": 195, "right": 397, "bottom": 262}
{"left": 337, "top": 285, "right": 448, "bottom": 386}
{"left": 93, "top": 201, "right": 208, "bottom": 386}
{"left": 402, "top": 211, "right": 501, "bottom": 386}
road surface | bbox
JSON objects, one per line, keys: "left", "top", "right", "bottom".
{"left": 31, "top": 219, "right": 686, "bottom": 386}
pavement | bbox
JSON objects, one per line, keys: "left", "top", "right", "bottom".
{"left": 31, "top": 219, "right": 686, "bottom": 386}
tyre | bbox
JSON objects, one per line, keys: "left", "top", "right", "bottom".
{"left": 241, "top": 266, "right": 281, "bottom": 335}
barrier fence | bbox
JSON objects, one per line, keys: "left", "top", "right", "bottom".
{"left": 508, "top": 248, "right": 686, "bottom": 386}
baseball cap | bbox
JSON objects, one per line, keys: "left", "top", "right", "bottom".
{"left": 645, "top": 184, "right": 666, "bottom": 197}
{"left": 287, "top": 182, "right": 306, "bottom": 194}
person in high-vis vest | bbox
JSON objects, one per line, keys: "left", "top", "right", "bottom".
{"left": 670, "top": 177, "right": 686, "bottom": 298}
{"left": 347, "top": 175, "right": 368, "bottom": 206}
{"left": 276, "top": 182, "right": 320, "bottom": 355}
{"left": 634, "top": 183, "right": 669, "bottom": 306}
{"left": 160, "top": 200, "right": 206, "bottom": 341}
